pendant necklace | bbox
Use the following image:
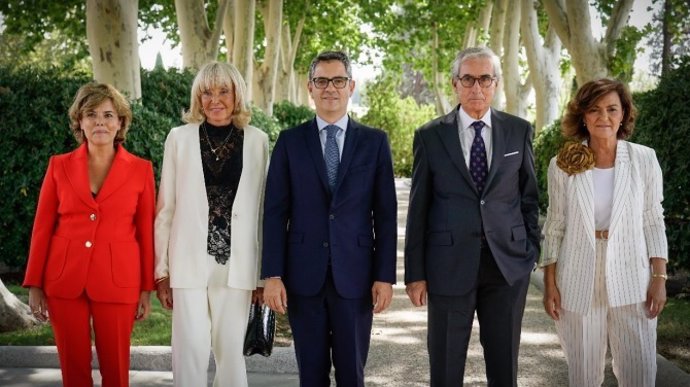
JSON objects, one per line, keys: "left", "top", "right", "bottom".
{"left": 203, "top": 122, "right": 234, "bottom": 161}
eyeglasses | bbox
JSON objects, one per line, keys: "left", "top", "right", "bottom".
{"left": 311, "top": 77, "right": 351, "bottom": 89}
{"left": 457, "top": 75, "right": 496, "bottom": 88}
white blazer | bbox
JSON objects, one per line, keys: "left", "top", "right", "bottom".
{"left": 154, "top": 123, "right": 269, "bottom": 290}
{"left": 541, "top": 140, "right": 667, "bottom": 314}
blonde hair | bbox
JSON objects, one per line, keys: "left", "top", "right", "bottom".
{"left": 68, "top": 83, "right": 132, "bottom": 145}
{"left": 182, "top": 61, "right": 251, "bottom": 128}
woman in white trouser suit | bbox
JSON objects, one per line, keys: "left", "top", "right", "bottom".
{"left": 541, "top": 79, "right": 668, "bottom": 387}
{"left": 154, "top": 62, "right": 269, "bottom": 387}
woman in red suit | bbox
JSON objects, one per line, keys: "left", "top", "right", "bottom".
{"left": 23, "top": 82, "right": 155, "bottom": 387}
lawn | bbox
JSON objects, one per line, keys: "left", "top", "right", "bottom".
{"left": 657, "top": 296, "right": 690, "bottom": 373}
{"left": 1, "top": 283, "right": 292, "bottom": 347}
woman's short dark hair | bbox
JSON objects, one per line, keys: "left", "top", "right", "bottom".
{"left": 562, "top": 78, "right": 637, "bottom": 140}
{"left": 68, "top": 82, "right": 132, "bottom": 145}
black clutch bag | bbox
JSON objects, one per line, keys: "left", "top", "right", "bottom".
{"left": 243, "top": 301, "right": 276, "bottom": 357}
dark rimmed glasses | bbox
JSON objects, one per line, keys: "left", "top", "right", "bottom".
{"left": 311, "top": 77, "right": 351, "bottom": 89}
{"left": 457, "top": 75, "right": 496, "bottom": 88}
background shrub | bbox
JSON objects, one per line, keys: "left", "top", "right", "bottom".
{"left": 533, "top": 119, "right": 567, "bottom": 213}
{"left": 273, "top": 100, "right": 314, "bottom": 130}
{"left": 632, "top": 59, "right": 690, "bottom": 272}
{"left": 361, "top": 75, "right": 436, "bottom": 177}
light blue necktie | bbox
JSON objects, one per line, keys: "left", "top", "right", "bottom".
{"left": 324, "top": 125, "right": 340, "bottom": 191}
{"left": 469, "top": 121, "right": 488, "bottom": 193}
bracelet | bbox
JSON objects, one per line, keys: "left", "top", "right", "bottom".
{"left": 155, "top": 276, "right": 169, "bottom": 285}
{"left": 651, "top": 273, "right": 668, "bottom": 280}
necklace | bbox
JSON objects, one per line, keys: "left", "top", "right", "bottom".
{"left": 202, "top": 122, "right": 234, "bottom": 161}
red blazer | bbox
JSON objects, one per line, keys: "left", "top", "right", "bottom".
{"left": 23, "top": 144, "right": 155, "bottom": 304}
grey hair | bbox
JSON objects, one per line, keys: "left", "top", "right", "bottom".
{"left": 451, "top": 47, "right": 502, "bottom": 81}
{"left": 308, "top": 51, "right": 353, "bottom": 80}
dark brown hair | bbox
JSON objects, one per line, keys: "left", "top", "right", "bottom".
{"left": 562, "top": 78, "right": 637, "bottom": 140}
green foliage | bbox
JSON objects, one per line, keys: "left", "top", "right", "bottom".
{"left": 533, "top": 120, "right": 567, "bottom": 213}
{"left": 632, "top": 58, "right": 690, "bottom": 272}
{"left": 609, "top": 25, "right": 648, "bottom": 83}
{"left": 250, "top": 106, "right": 282, "bottom": 146}
{"left": 361, "top": 75, "right": 436, "bottom": 177}
{"left": 139, "top": 67, "right": 196, "bottom": 126}
{"left": 272, "top": 100, "right": 314, "bottom": 129}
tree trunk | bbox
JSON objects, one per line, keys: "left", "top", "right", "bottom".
{"left": 502, "top": 0, "right": 529, "bottom": 117}
{"left": 432, "top": 22, "right": 451, "bottom": 115}
{"left": 230, "top": 0, "right": 255, "bottom": 98}
{"left": 488, "top": 0, "right": 508, "bottom": 109}
{"left": 296, "top": 72, "right": 310, "bottom": 107}
{"left": 0, "top": 278, "right": 37, "bottom": 333}
{"left": 86, "top": 0, "right": 141, "bottom": 99}
{"left": 661, "top": 0, "right": 672, "bottom": 76}
{"left": 224, "top": 0, "right": 235, "bottom": 64}
{"left": 175, "top": 0, "right": 228, "bottom": 70}
{"left": 543, "top": 0, "right": 633, "bottom": 86}
{"left": 521, "top": 0, "right": 562, "bottom": 133}
{"left": 255, "top": 0, "right": 283, "bottom": 116}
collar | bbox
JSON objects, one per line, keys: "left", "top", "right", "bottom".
{"left": 316, "top": 114, "right": 349, "bottom": 133}
{"left": 458, "top": 107, "right": 492, "bottom": 131}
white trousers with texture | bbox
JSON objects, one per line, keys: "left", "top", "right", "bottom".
{"left": 556, "top": 240, "right": 657, "bottom": 387}
{"left": 171, "top": 254, "right": 252, "bottom": 387}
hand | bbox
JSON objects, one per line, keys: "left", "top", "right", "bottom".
{"left": 406, "top": 280, "right": 427, "bottom": 307}
{"left": 263, "top": 278, "right": 287, "bottom": 314}
{"left": 28, "top": 287, "right": 49, "bottom": 322}
{"left": 543, "top": 283, "right": 561, "bottom": 321}
{"left": 371, "top": 281, "right": 393, "bottom": 313}
{"left": 156, "top": 278, "right": 173, "bottom": 310}
{"left": 646, "top": 277, "right": 667, "bottom": 319}
{"left": 252, "top": 287, "right": 264, "bottom": 304}
{"left": 136, "top": 291, "right": 151, "bottom": 321}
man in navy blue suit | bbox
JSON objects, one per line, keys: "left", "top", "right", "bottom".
{"left": 262, "top": 51, "right": 397, "bottom": 387}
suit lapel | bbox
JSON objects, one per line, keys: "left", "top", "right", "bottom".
{"left": 333, "top": 119, "right": 359, "bottom": 193}
{"left": 64, "top": 144, "right": 98, "bottom": 209}
{"left": 94, "top": 145, "right": 133, "bottom": 202}
{"left": 608, "top": 141, "right": 631, "bottom": 237}
{"left": 573, "top": 170, "right": 596, "bottom": 247}
{"left": 303, "top": 119, "right": 331, "bottom": 194}
{"left": 483, "top": 110, "right": 506, "bottom": 194}
{"left": 436, "top": 109, "right": 476, "bottom": 191}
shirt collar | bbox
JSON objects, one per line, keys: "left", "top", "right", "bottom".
{"left": 458, "top": 107, "right": 492, "bottom": 131}
{"left": 316, "top": 114, "right": 349, "bottom": 133}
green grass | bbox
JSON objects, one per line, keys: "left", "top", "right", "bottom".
{"left": 1, "top": 283, "right": 291, "bottom": 346}
{"left": 657, "top": 297, "right": 690, "bottom": 373}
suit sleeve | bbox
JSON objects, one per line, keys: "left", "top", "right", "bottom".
{"left": 540, "top": 157, "right": 566, "bottom": 267}
{"left": 261, "top": 131, "right": 291, "bottom": 279}
{"left": 135, "top": 161, "right": 156, "bottom": 291}
{"left": 404, "top": 130, "right": 431, "bottom": 284}
{"left": 641, "top": 148, "right": 668, "bottom": 260}
{"left": 154, "top": 129, "right": 177, "bottom": 280}
{"left": 519, "top": 123, "right": 541, "bottom": 260}
{"left": 372, "top": 132, "right": 397, "bottom": 284}
{"left": 255, "top": 133, "right": 270, "bottom": 287}
{"left": 23, "top": 157, "right": 59, "bottom": 288}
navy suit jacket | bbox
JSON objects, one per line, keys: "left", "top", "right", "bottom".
{"left": 262, "top": 117, "right": 397, "bottom": 299}
{"left": 404, "top": 107, "right": 540, "bottom": 295}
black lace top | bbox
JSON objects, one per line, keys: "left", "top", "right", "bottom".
{"left": 199, "top": 121, "right": 244, "bottom": 265}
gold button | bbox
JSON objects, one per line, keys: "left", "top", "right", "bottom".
{"left": 85, "top": 241, "right": 93, "bottom": 248}
{"left": 90, "top": 214, "right": 96, "bottom": 221}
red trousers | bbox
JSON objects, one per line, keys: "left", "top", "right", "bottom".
{"left": 47, "top": 293, "right": 137, "bottom": 387}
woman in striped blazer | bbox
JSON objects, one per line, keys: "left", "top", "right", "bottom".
{"left": 541, "top": 79, "right": 668, "bottom": 387}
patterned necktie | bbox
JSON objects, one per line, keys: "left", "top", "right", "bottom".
{"left": 324, "top": 125, "right": 340, "bottom": 191}
{"left": 469, "top": 121, "right": 488, "bottom": 193}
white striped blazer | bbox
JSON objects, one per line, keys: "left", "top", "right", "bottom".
{"left": 541, "top": 140, "right": 668, "bottom": 314}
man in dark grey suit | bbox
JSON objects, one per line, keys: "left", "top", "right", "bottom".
{"left": 404, "top": 47, "right": 540, "bottom": 387}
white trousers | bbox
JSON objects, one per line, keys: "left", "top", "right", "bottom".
{"left": 172, "top": 263, "right": 252, "bottom": 387}
{"left": 556, "top": 240, "right": 657, "bottom": 387}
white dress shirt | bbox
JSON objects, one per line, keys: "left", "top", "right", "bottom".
{"left": 316, "top": 114, "right": 348, "bottom": 160}
{"left": 457, "top": 107, "right": 493, "bottom": 169}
